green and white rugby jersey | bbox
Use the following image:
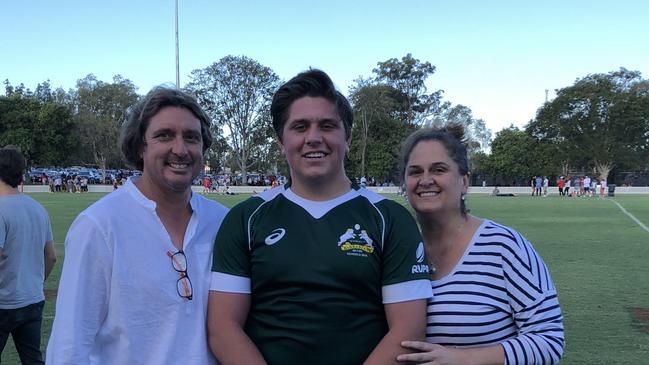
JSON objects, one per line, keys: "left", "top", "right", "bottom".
{"left": 211, "top": 184, "right": 432, "bottom": 364}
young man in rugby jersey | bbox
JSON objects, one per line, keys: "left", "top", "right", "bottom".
{"left": 208, "top": 70, "right": 432, "bottom": 364}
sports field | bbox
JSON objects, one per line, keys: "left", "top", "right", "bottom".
{"left": 3, "top": 192, "right": 649, "bottom": 364}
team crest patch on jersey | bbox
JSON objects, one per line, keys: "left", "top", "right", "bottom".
{"left": 338, "top": 224, "right": 374, "bottom": 257}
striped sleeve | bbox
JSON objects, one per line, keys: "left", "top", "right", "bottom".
{"left": 493, "top": 223, "right": 565, "bottom": 365}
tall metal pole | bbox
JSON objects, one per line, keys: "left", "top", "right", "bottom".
{"left": 175, "top": 0, "right": 180, "bottom": 89}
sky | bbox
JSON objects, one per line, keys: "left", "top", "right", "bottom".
{"left": 2, "top": 0, "right": 648, "bottom": 133}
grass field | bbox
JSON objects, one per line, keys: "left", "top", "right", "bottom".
{"left": 3, "top": 192, "right": 649, "bottom": 364}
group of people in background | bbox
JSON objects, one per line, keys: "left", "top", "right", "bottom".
{"left": 531, "top": 175, "right": 550, "bottom": 196}
{"left": 42, "top": 175, "right": 89, "bottom": 193}
{"left": 557, "top": 175, "right": 608, "bottom": 198}
{"left": 2, "top": 70, "right": 564, "bottom": 364}
{"left": 201, "top": 175, "right": 231, "bottom": 194}
{"left": 531, "top": 175, "right": 609, "bottom": 198}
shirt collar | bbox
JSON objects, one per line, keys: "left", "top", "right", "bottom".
{"left": 124, "top": 177, "right": 197, "bottom": 213}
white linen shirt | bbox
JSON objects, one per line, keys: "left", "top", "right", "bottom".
{"left": 46, "top": 179, "right": 228, "bottom": 365}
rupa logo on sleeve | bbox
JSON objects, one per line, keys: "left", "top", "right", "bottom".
{"left": 412, "top": 242, "right": 429, "bottom": 274}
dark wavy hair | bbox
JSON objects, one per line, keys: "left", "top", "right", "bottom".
{"left": 270, "top": 69, "right": 352, "bottom": 141}
{"left": 399, "top": 123, "right": 470, "bottom": 215}
{"left": 0, "top": 146, "right": 26, "bottom": 188}
{"left": 120, "top": 86, "right": 213, "bottom": 171}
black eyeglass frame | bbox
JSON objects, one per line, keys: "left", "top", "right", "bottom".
{"left": 168, "top": 250, "right": 193, "bottom": 300}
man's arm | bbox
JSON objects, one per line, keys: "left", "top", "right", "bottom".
{"left": 207, "top": 291, "right": 266, "bottom": 365}
{"left": 43, "top": 240, "right": 57, "bottom": 280}
{"left": 46, "top": 215, "right": 111, "bottom": 364}
{"left": 364, "top": 299, "right": 428, "bottom": 365}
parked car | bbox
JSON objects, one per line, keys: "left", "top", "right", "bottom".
{"left": 75, "top": 170, "right": 100, "bottom": 184}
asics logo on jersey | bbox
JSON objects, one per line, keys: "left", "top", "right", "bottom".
{"left": 264, "top": 228, "right": 286, "bottom": 245}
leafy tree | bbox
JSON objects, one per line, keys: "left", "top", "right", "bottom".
{"left": 33, "top": 101, "right": 76, "bottom": 165}
{"left": 372, "top": 54, "right": 444, "bottom": 125}
{"left": 3, "top": 80, "right": 33, "bottom": 98}
{"left": 34, "top": 80, "right": 55, "bottom": 103}
{"left": 3, "top": 79, "right": 14, "bottom": 96}
{"left": 470, "top": 150, "right": 492, "bottom": 186}
{"left": 488, "top": 127, "right": 536, "bottom": 185}
{"left": 428, "top": 104, "right": 492, "bottom": 152}
{"left": 349, "top": 80, "right": 401, "bottom": 177}
{"left": 72, "top": 74, "right": 139, "bottom": 172}
{"left": 0, "top": 95, "right": 36, "bottom": 158}
{"left": 364, "top": 116, "right": 414, "bottom": 183}
{"left": 187, "top": 55, "right": 281, "bottom": 184}
{"left": 0, "top": 90, "right": 75, "bottom": 166}
{"left": 204, "top": 134, "right": 229, "bottom": 174}
{"left": 528, "top": 68, "right": 649, "bottom": 182}
{"left": 347, "top": 78, "right": 418, "bottom": 183}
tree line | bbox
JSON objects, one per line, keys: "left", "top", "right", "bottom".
{"left": 2, "top": 57, "right": 647, "bottom": 185}
{"left": 476, "top": 68, "right": 649, "bottom": 185}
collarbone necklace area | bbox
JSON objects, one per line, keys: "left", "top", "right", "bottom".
{"left": 427, "top": 218, "right": 467, "bottom": 277}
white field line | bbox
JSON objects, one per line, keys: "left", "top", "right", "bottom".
{"left": 611, "top": 199, "right": 649, "bottom": 234}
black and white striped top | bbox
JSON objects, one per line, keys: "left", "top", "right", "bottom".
{"left": 426, "top": 220, "right": 564, "bottom": 364}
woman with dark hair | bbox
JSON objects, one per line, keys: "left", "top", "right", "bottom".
{"left": 396, "top": 124, "right": 564, "bottom": 365}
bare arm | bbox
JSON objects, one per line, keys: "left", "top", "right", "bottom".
{"left": 43, "top": 240, "right": 57, "bottom": 280}
{"left": 397, "top": 342, "right": 504, "bottom": 365}
{"left": 364, "top": 299, "right": 428, "bottom": 365}
{"left": 207, "top": 291, "right": 266, "bottom": 365}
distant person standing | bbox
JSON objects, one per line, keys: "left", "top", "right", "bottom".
{"left": 583, "top": 175, "right": 592, "bottom": 197}
{"left": 530, "top": 176, "right": 535, "bottom": 196}
{"left": 535, "top": 176, "right": 542, "bottom": 196}
{"left": 80, "top": 177, "right": 88, "bottom": 193}
{"left": 73, "top": 177, "right": 81, "bottom": 193}
{"left": 600, "top": 178, "right": 607, "bottom": 198}
{"left": 574, "top": 176, "right": 581, "bottom": 197}
{"left": 542, "top": 176, "right": 549, "bottom": 197}
{"left": 564, "top": 176, "right": 571, "bottom": 197}
{"left": 0, "top": 147, "right": 57, "bottom": 364}
{"left": 557, "top": 176, "right": 565, "bottom": 196}
{"left": 360, "top": 175, "right": 367, "bottom": 188}
{"left": 203, "top": 175, "right": 210, "bottom": 194}
{"left": 54, "top": 176, "right": 62, "bottom": 192}
{"left": 65, "top": 177, "right": 73, "bottom": 194}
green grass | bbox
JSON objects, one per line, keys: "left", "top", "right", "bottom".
{"left": 468, "top": 195, "right": 649, "bottom": 364}
{"left": 2, "top": 192, "right": 648, "bottom": 364}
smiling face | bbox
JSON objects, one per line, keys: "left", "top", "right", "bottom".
{"left": 279, "top": 96, "right": 350, "bottom": 191}
{"left": 139, "top": 106, "right": 204, "bottom": 197}
{"left": 404, "top": 139, "right": 468, "bottom": 216}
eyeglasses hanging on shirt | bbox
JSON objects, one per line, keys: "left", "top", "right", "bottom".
{"left": 167, "top": 249, "right": 193, "bottom": 300}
